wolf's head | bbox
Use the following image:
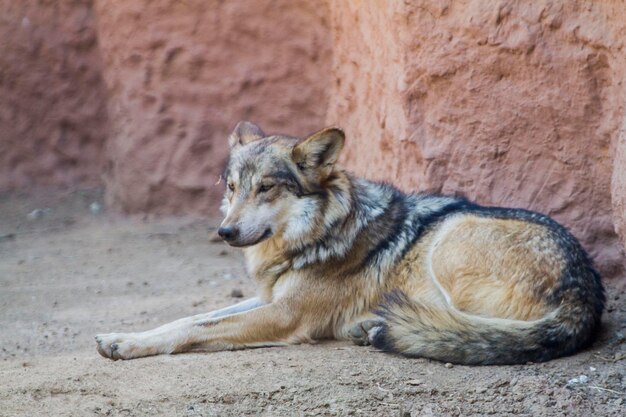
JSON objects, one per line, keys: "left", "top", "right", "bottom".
{"left": 218, "top": 121, "right": 346, "bottom": 248}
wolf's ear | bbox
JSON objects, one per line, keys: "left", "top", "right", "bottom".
{"left": 228, "top": 121, "right": 265, "bottom": 148}
{"left": 292, "top": 127, "right": 345, "bottom": 177}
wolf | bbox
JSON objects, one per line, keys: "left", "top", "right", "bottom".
{"left": 96, "top": 121, "right": 605, "bottom": 365}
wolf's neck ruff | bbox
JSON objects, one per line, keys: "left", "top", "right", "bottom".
{"left": 248, "top": 169, "right": 467, "bottom": 281}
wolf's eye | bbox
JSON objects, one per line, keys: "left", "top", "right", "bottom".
{"left": 259, "top": 184, "right": 274, "bottom": 193}
{"left": 228, "top": 183, "right": 235, "bottom": 191}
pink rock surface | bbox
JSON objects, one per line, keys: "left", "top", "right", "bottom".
{"left": 326, "top": 0, "right": 626, "bottom": 279}
{"left": 0, "top": 0, "right": 624, "bottom": 281}
{"left": 94, "top": 0, "right": 332, "bottom": 214}
{"left": 0, "top": 0, "right": 109, "bottom": 190}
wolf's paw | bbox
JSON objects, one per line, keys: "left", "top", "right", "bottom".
{"left": 347, "top": 319, "right": 384, "bottom": 346}
{"left": 95, "top": 333, "right": 149, "bottom": 360}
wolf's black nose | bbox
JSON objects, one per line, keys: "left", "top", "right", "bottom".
{"left": 218, "top": 226, "right": 238, "bottom": 241}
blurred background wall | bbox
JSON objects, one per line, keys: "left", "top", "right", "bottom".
{"left": 0, "top": 0, "right": 109, "bottom": 189}
{"left": 0, "top": 0, "right": 625, "bottom": 282}
{"left": 94, "top": 0, "right": 332, "bottom": 214}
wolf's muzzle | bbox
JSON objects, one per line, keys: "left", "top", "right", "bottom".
{"left": 218, "top": 225, "right": 239, "bottom": 242}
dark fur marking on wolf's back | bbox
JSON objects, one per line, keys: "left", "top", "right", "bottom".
{"left": 95, "top": 122, "right": 605, "bottom": 365}
{"left": 362, "top": 189, "right": 410, "bottom": 267}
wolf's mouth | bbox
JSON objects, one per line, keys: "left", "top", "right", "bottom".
{"left": 229, "top": 228, "right": 273, "bottom": 248}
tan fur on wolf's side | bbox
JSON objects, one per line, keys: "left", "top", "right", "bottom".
{"left": 96, "top": 121, "right": 605, "bottom": 365}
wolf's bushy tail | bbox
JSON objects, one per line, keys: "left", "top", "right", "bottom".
{"left": 370, "top": 290, "right": 602, "bottom": 365}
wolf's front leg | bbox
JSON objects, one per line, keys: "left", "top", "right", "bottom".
{"left": 95, "top": 299, "right": 298, "bottom": 360}
{"left": 95, "top": 297, "right": 264, "bottom": 359}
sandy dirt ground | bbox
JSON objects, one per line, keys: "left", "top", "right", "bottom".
{"left": 0, "top": 189, "right": 624, "bottom": 417}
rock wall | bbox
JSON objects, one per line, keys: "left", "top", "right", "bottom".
{"left": 94, "top": 0, "right": 332, "bottom": 214}
{"left": 327, "top": 0, "right": 626, "bottom": 279}
{"left": 0, "top": 0, "right": 109, "bottom": 190}
{"left": 0, "top": 0, "right": 624, "bottom": 280}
